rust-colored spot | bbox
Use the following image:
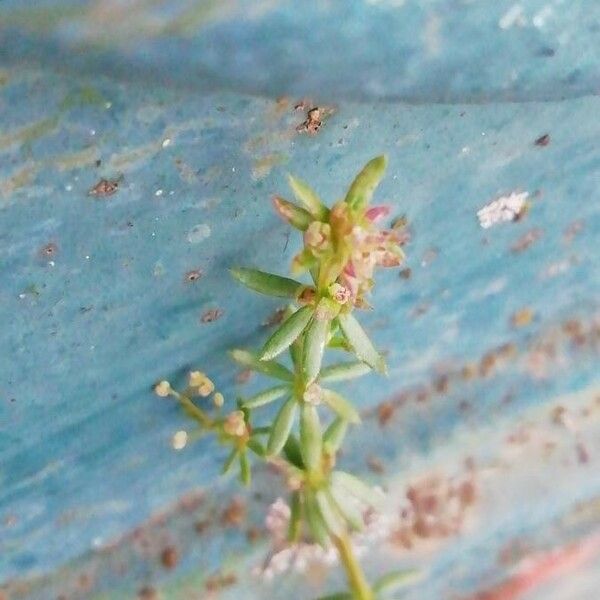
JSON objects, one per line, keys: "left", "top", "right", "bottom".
{"left": 220, "top": 497, "right": 246, "bottom": 528}
{"left": 511, "top": 228, "right": 543, "bottom": 253}
{"left": 138, "top": 586, "right": 158, "bottom": 600}
{"left": 39, "top": 242, "right": 58, "bottom": 257}
{"left": 246, "top": 526, "right": 263, "bottom": 543}
{"left": 434, "top": 374, "right": 450, "bottom": 394}
{"left": 398, "top": 267, "right": 412, "bottom": 280}
{"left": 262, "top": 307, "right": 286, "bottom": 327}
{"left": 563, "top": 219, "right": 584, "bottom": 244}
{"left": 511, "top": 307, "right": 535, "bottom": 328}
{"left": 367, "top": 455, "right": 385, "bottom": 474}
{"left": 88, "top": 178, "right": 119, "bottom": 197}
{"left": 377, "top": 401, "right": 395, "bottom": 427}
{"left": 235, "top": 369, "right": 253, "bottom": 384}
{"left": 160, "top": 546, "right": 179, "bottom": 570}
{"left": 195, "top": 519, "right": 210, "bottom": 535}
{"left": 201, "top": 308, "right": 223, "bottom": 323}
{"left": 534, "top": 133, "right": 551, "bottom": 146}
{"left": 205, "top": 572, "right": 237, "bottom": 593}
{"left": 185, "top": 269, "right": 202, "bottom": 282}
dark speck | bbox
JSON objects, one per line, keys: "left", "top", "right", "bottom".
{"left": 535, "top": 133, "right": 551, "bottom": 147}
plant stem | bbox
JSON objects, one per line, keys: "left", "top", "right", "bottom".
{"left": 332, "top": 533, "right": 374, "bottom": 600}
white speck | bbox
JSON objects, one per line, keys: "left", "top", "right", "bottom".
{"left": 18, "top": 293, "right": 26, "bottom": 299}
{"left": 169, "top": 190, "right": 174, "bottom": 195}
{"left": 65, "top": 184, "right": 73, "bottom": 191}
{"left": 232, "top": 167, "right": 236, "bottom": 172}
{"left": 499, "top": 4, "right": 526, "bottom": 29}
{"left": 187, "top": 223, "right": 211, "bottom": 244}
{"left": 48, "top": 261, "right": 55, "bottom": 267}
{"left": 85, "top": 255, "right": 90, "bottom": 260}
{"left": 91, "top": 537, "right": 103, "bottom": 549}
{"left": 461, "top": 146, "right": 470, "bottom": 154}
{"left": 90, "top": 129, "right": 96, "bottom": 136}
{"left": 481, "top": 132, "right": 486, "bottom": 136}
{"left": 105, "top": 102, "right": 112, "bottom": 109}
{"left": 172, "top": 430, "right": 188, "bottom": 450}
{"left": 90, "top": 345, "right": 95, "bottom": 350}
{"left": 477, "top": 191, "right": 529, "bottom": 228}
{"left": 151, "top": 232, "right": 156, "bottom": 237}
{"left": 533, "top": 6, "right": 553, "bottom": 28}
{"left": 155, "top": 189, "right": 163, "bottom": 196}
{"left": 162, "top": 138, "right": 171, "bottom": 148}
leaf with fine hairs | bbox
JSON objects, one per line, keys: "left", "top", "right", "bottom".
{"left": 288, "top": 174, "right": 329, "bottom": 220}
{"left": 321, "top": 389, "right": 361, "bottom": 424}
{"left": 229, "top": 349, "right": 294, "bottom": 382}
{"left": 260, "top": 306, "right": 314, "bottom": 360}
{"left": 300, "top": 403, "right": 323, "bottom": 471}
{"left": 230, "top": 266, "right": 304, "bottom": 298}
{"left": 266, "top": 396, "right": 297, "bottom": 456}
{"left": 242, "top": 385, "right": 290, "bottom": 409}
{"left": 303, "top": 317, "right": 330, "bottom": 383}
{"left": 344, "top": 155, "right": 387, "bottom": 212}
{"left": 337, "top": 312, "right": 386, "bottom": 374}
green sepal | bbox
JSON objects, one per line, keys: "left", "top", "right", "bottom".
{"left": 242, "top": 385, "right": 290, "bottom": 409}
{"left": 303, "top": 317, "right": 330, "bottom": 383}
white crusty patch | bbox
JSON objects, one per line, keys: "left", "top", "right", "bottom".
{"left": 477, "top": 191, "right": 529, "bottom": 229}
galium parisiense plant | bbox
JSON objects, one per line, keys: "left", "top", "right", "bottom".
{"left": 155, "top": 156, "right": 412, "bottom": 600}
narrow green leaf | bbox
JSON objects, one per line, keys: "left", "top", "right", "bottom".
{"left": 267, "top": 396, "right": 297, "bottom": 456}
{"left": 303, "top": 317, "right": 330, "bottom": 383}
{"left": 288, "top": 490, "right": 302, "bottom": 542}
{"left": 288, "top": 174, "right": 329, "bottom": 220}
{"left": 373, "top": 569, "right": 422, "bottom": 594}
{"left": 321, "top": 389, "right": 361, "bottom": 424}
{"left": 331, "top": 471, "right": 384, "bottom": 509}
{"left": 239, "top": 451, "right": 251, "bottom": 486}
{"left": 337, "top": 313, "right": 386, "bottom": 374}
{"left": 247, "top": 438, "right": 266, "bottom": 457}
{"left": 315, "top": 488, "right": 345, "bottom": 537}
{"left": 242, "top": 385, "right": 290, "bottom": 409}
{"left": 260, "top": 306, "right": 314, "bottom": 361}
{"left": 326, "top": 334, "right": 352, "bottom": 352}
{"left": 230, "top": 349, "right": 294, "bottom": 382}
{"left": 289, "top": 336, "right": 303, "bottom": 370}
{"left": 344, "top": 155, "right": 387, "bottom": 211}
{"left": 300, "top": 403, "right": 323, "bottom": 471}
{"left": 273, "top": 196, "right": 313, "bottom": 230}
{"left": 319, "top": 361, "right": 372, "bottom": 383}
{"left": 329, "top": 484, "right": 363, "bottom": 531}
{"left": 283, "top": 433, "right": 305, "bottom": 469}
{"left": 230, "top": 267, "right": 303, "bottom": 298}
{"left": 323, "top": 418, "right": 348, "bottom": 454}
{"left": 221, "top": 448, "right": 239, "bottom": 475}
{"left": 304, "top": 490, "right": 329, "bottom": 547}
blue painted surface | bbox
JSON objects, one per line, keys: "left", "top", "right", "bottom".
{"left": 0, "top": 1, "right": 599, "bottom": 598}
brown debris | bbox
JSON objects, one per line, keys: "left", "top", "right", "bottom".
{"left": 39, "top": 242, "right": 58, "bottom": 258}
{"left": 205, "top": 572, "right": 237, "bottom": 593}
{"left": 185, "top": 269, "right": 202, "bottom": 282}
{"left": 511, "top": 228, "right": 543, "bottom": 253}
{"left": 534, "top": 133, "right": 551, "bottom": 147}
{"left": 88, "top": 178, "right": 120, "bottom": 197}
{"left": 262, "top": 307, "right": 286, "bottom": 327}
{"left": 398, "top": 267, "right": 412, "bottom": 280}
{"left": 295, "top": 106, "right": 333, "bottom": 135}
{"left": 377, "top": 401, "right": 395, "bottom": 427}
{"left": 138, "top": 586, "right": 159, "bottom": 600}
{"left": 563, "top": 220, "right": 584, "bottom": 244}
{"left": 235, "top": 369, "right": 253, "bottom": 384}
{"left": 200, "top": 308, "right": 223, "bottom": 323}
{"left": 220, "top": 497, "right": 246, "bottom": 528}
{"left": 160, "top": 546, "right": 179, "bottom": 570}
{"left": 511, "top": 307, "right": 535, "bottom": 328}
{"left": 366, "top": 455, "right": 385, "bottom": 474}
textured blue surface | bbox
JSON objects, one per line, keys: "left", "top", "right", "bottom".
{"left": 0, "top": 2, "right": 599, "bottom": 599}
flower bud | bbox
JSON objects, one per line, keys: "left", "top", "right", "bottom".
{"left": 154, "top": 380, "right": 172, "bottom": 397}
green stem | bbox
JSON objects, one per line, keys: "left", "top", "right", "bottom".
{"left": 332, "top": 533, "right": 374, "bottom": 600}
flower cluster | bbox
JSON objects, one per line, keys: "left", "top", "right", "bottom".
{"left": 155, "top": 157, "right": 410, "bottom": 600}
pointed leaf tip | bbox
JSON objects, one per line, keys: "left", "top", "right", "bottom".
{"left": 230, "top": 267, "right": 304, "bottom": 299}
{"left": 345, "top": 155, "right": 388, "bottom": 211}
{"left": 260, "top": 306, "right": 313, "bottom": 361}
